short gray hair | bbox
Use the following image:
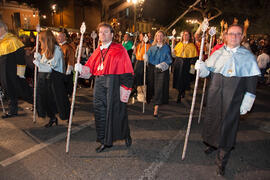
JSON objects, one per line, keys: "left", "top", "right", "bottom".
{"left": 0, "top": 20, "right": 8, "bottom": 32}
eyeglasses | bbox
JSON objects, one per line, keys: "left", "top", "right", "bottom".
{"left": 227, "top": 33, "right": 242, "bottom": 37}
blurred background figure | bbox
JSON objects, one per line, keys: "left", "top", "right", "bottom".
{"left": 133, "top": 33, "right": 151, "bottom": 102}
{"left": 34, "top": 30, "right": 70, "bottom": 128}
{"left": 0, "top": 20, "right": 33, "bottom": 118}
{"left": 122, "top": 33, "right": 133, "bottom": 62}
{"left": 57, "top": 28, "right": 75, "bottom": 96}
{"left": 146, "top": 30, "right": 172, "bottom": 117}
{"left": 171, "top": 30, "right": 198, "bottom": 103}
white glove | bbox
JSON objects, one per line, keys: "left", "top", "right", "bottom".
{"left": 34, "top": 52, "right": 41, "bottom": 60}
{"left": 195, "top": 60, "right": 210, "bottom": 78}
{"left": 120, "top": 85, "right": 131, "bottom": 103}
{"left": 143, "top": 54, "right": 148, "bottom": 63}
{"left": 33, "top": 60, "right": 51, "bottom": 72}
{"left": 66, "top": 65, "right": 74, "bottom": 75}
{"left": 75, "top": 63, "right": 82, "bottom": 73}
{"left": 240, "top": 92, "right": 256, "bottom": 115}
{"left": 156, "top": 62, "right": 169, "bottom": 72}
{"left": 155, "top": 63, "right": 162, "bottom": 69}
{"left": 160, "top": 62, "right": 169, "bottom": 71}
{"left": 33, "top": 60, "right": 40, "bottom": 67}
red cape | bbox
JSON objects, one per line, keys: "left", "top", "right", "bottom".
{"left": 85, "top": 42, "right": 134, "bottom": 76}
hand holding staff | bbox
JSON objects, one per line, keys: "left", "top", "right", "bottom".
{"left": 33, "top": 24, "right": 40, "bottom": 123}
{"left": 182, "top": 18, "right": 209, "bottom": 160}
{"left": 66, "top": 22, "right": 86, "bottom": 153}
{"left": 198, "top": 27, "right": 216, "bottom": 124}
{"left": 142, "top": 34, "right": 148, "bottom": 113}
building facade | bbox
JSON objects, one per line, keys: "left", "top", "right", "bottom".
{"left": 0, "top": 0, "right": 39, "bottom": 32}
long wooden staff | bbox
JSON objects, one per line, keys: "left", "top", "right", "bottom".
{"left": 91, "top": 30, "right": 97, "bottom": 51}
{"left": 0, "top": 88, "right": 5, "bottom": 114}
{"left": 142, "top": 34, "right": 148, "bottom": 113}
{"left": 33, "top": 24, "right": 40, "bottom": 123}
{"left": 170, "top": 29, "right": 176, "bottom": 74}
{"left": 171, "top": 29, "right": 176, "bottom": 51}
{"left": 132, "top": 32, "right": 139, "bottom": 64}
{"left": 182, "top": 18, "right": 209, "bottom": 160}
{"left": 198, "top": 27, "right": 216, "bottom": 124}
{"left": 66, "top": 22, "right": 86, "bottom": 153}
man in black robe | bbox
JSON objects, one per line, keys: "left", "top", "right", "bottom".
{"left": 195, "top": 25, "right": 261, "bottom": 176}
{"left": 75, "top": 22, "right": 134, "bottom": 153}
{"left": 0, "top": 20, "right": 32, "bottom": 118}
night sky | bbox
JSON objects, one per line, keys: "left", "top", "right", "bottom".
{"left": 19, "top": 0, "right": 270, "bottom": 33}
{"left": 141, "top": 0, "right": 270, "bottom": 33}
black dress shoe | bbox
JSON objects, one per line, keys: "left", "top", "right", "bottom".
{"left": 125, "top": 135, "right": 132, "bottom": 147}
{"left": 95, "top": 144, "right": 112, "bottom": 153}
{"left": 204, "top": 146, "right": 216, "bottom": 155}
{"left": 44, "top": 117, "right": 58, "bottom": 128}
{"left": 1, "top": 113, "right": 18, "bottom": 119}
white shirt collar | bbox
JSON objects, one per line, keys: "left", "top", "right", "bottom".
{"left": 226, "top": 45, "right": 240, "bottom": 53}
{"left": 0, "top": 32, "right": 7, "bottom": 40}
{"left": 59, "top": 41, "right": 67, "bottom": 46}
{"left": 157, "top": 43, "right": 163, "bottom": 48}
{"left": 183, "top": 41, "right": 189, "bottom": 44}
{"left": 100, "top": 41, "right": 112, "bottom": 50}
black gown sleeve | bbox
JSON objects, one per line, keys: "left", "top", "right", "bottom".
{"left": 245, "top": 76, "right": 258, "bottom": 95}
{"left": 119, "top": 73, "right": 134, "bottom": 89}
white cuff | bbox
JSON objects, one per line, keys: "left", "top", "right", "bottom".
{"left": 79, "top": 65, "right": 91, "bottom": 79}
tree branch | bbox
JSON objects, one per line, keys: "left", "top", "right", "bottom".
{"left": 208, "top": 7, "right": 222, "bottom": 21}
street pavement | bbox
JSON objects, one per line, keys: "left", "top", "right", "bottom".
{"left": 0, "top": 80, "right": 269, "bottom": 180}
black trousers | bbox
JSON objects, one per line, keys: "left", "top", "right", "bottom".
{"left": 216, "top": 148, "right": 232, "bottom": 169}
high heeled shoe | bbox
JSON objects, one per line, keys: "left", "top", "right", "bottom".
{"left": 125, "top": 135, "right": 132, "bottom": 147}
{"left": 176, "top": 93, "right": 182, "bottom": 104}
{"left": 1, "top": 113, "right": 18, "bottom": 119}
{"left": 95, "top": 144, "right": 112, "bottom": 153}
{"left": 44, "top": 117, "right": 58, "bottom": 128}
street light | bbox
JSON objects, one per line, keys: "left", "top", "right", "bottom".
{"left": 186, "top": 19, "right": 200, "bottom": 24}
{"left": 127, "top": 0, "right": 137, "bottom": 32}
{"left": 127, "top": 0, "right": 144, "bottom": 32}
{"left": 52, "top": 4, "right": 57, "bottom": 13}
{"left": 51, "top": 4, "right": 57, "bottom": 26}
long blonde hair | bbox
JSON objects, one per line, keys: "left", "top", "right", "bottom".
{"left": 152, "top": 30, "right": 167, "bottom": 46}
{"left": 40, "top": 30, "right": 58, "bottom": 59}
